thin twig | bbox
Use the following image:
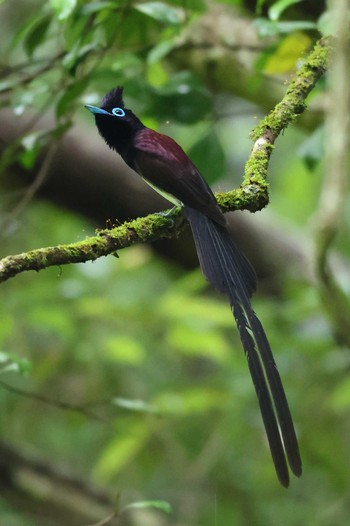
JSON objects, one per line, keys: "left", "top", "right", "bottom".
{"left": 0, "top": 379, "right": 105, "bottom": 422}
{"left": 84, "top": 510, "right": 119, "bottom": 526}
{"left": 0, "top": 52, "right": 66, "bottom": 95}
{"left": 0, "top": 141, "right": 58, "bottom": 238}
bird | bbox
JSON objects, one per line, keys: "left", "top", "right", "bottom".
{"left": 85, "top": 86, "right": 302, "bottom": 487}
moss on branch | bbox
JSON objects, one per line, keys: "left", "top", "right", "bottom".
{"left": 242, "top": 37, "right": 332, "bottom": 196}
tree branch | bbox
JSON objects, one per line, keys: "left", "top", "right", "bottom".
{"left": 0, "top": 379, "right": 105, "bottom": 422}
{"left": 0, "top": 440, "right": 116, "bottom": 525}
{"left": 0, "top": 37, "right": 332, "bottom": 285}
{"left": 314, "top": 4, "right": 350, "bottom": 347}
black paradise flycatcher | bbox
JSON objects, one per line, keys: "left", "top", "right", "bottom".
{"left": 85, "top": 87, "right": 302, "bottom": 487}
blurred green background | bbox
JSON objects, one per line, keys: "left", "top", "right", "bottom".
{"left": 1, "top": 0, "right": 350, "bottom": 525}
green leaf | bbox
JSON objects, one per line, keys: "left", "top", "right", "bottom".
{"left": 298, "top": 125, "right": 325, "bottom": 170}
{"left": 26, "top": 305, "right": 75, "bottom": 341}
{"left": 94, "top": 421, "right": 151, "bottom": 480}
{"left": 147, "top": 60, "right": 169, "bottom": 86}
{"left": 149, "top": 72, "right": 212, "bottom": 123}
{"left": 268, "top": 0, "right": 303, "bottom": 21}
{"left": 256, "top": 0, "right": 267, "bottom": 15}
{"left": 253, "top": 17, "right": 317, "bottom": 37}
{"left": 110, "top": 52, "right": 143, "bottom": 73}
{"left": 274, "top": 20, "right": 317, "bottom": 33}
{"left": 263, "top": 32, "right": 312, "bottom": 74}
{"left": 80, "top": 1, "right": 115, "bottom": 15}
{"left": 21, "top": 131, "right": 44, "bottom": 151}
{"left": 154, "top": 388, "right": 228, "bottom": 416}
{"left": 148, "top": 37, "right": 178, "bottom": 64}
{"left": 134, "top": 2, "right": 185, "bottom": 25}
{"left": 167, "top": 324, "right": 230, "bottom": 361}
{"left": 24, "top": 14, "right": 51, "bottom": 56}
{"left": 10, "top": 10, "right": 50, "bottom": 52}
{"left": 111, "top": 397, "right": 157, "bottom": 414}
{"left": 0, "top": 80, "right": 17, "bottom": 93}
{"left": 188, "top": 129, "right": 225, "bottom": 184}
{"left": 0, "top": 312, "right": 13, "bottom": 342}
{"left": 216, "top": 0, "right": 242, "bottom": 4}
{"left": 316, "top": 10, "right": 350, "bottom": 36}
{"left": 330, "top": 376, "right": 350, "bottom": 412}
{"left": 55, "top": 78, "right": 88, "bottom": 118}
{"left": 18, "top": 129, "right": 51, "bottom": 169}
{"left": 0, "top": 352, "right": 32, "bottom": 376}
{"left": 170, "top": 0, "right": 205, "bottom": 10}
{"left": 159, "top": 292, "right": 232, "bottom": 326}
{"left": 123, "top": 500, "right": 172, "bottom": 515}
{"left": 50, "top": 0, "right": 77, "bottom": 21}
{"left": 62, "top": 44, "right": 97, "bottom": 75}
{"left": 104, "top": 335, "right": 145, "bottom": 365}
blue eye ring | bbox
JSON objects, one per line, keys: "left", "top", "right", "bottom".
{"left": 112, "top": 107, "right": 125, "bottom": 117}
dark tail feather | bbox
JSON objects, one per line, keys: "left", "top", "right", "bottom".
{"left": 185, "top": 206, "right": 302, "bottom": 485}
{"left": 244, "top": 311, "right": 302, "bottom": 476}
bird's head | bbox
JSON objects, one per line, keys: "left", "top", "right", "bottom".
{"left": 85, "top": 86, "right": 143, "bottom": 153}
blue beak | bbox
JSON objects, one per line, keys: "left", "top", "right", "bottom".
{"left": 85, "top": 105, "right": 111, "bottom": 115}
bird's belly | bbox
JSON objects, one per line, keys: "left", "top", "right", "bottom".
{"left": 141, "top": 176, "right": 183, "bottom": 207}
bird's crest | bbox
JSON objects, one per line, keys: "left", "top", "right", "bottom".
{"left": 101, "top": 86, "right": 125, "bottom": 110}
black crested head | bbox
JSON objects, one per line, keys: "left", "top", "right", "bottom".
{"left": 86, "top": 86, "right": 144, "bottom": 161}
{"left": 101, "top": 86, "right": 125, "bottom": 110}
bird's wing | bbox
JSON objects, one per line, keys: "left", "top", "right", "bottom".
{"left": 133, "top": 128, "right": 225, "bottom": 225}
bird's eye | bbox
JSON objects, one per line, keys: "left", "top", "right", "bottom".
{"left": 112, "top": 107, "right": 125, "bottom": 117}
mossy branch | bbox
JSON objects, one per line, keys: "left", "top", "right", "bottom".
{"left": 0, "top": 37, "right": 332, "bottom": 285}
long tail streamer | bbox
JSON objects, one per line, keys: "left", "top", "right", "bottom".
{"left": 185, "top": 206, "right": 302, "bottom": 487}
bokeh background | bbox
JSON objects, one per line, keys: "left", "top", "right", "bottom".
{"left": 1, "top": 0, "right": 350, "bottom": 525}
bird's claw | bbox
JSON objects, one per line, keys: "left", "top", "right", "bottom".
{"left": 156, "top": 205, "right": 182, "bottom": 227}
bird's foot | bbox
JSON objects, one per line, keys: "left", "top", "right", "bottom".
{"left": 156, "top": 205, "right": 182, "bottom": 226}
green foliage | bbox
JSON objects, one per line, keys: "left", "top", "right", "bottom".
{"left": 1, "top": 1, "right": 350, "bottom": 525}
{"left": 0, "top": 351, "right": 32, "bottom": 375}
{"left": 188, "top": 129, "right": 226, "bottom": 184}
{"left": 1, "top": 0, "right": 327, "bottom": 174}
{"left": 253, "top": 17, "right": 317, "bottom": 37}
{"left": 298, "top": 124, "right": 324, "bottom": 170}
{"left": 2, "top": 192, "right": 350, "bottom": 524}
{"left": 133, "top": 2, "right": 185, "bottom": 24}
{"left": 22, "top": 13, "right": 52, "bottom": 57}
